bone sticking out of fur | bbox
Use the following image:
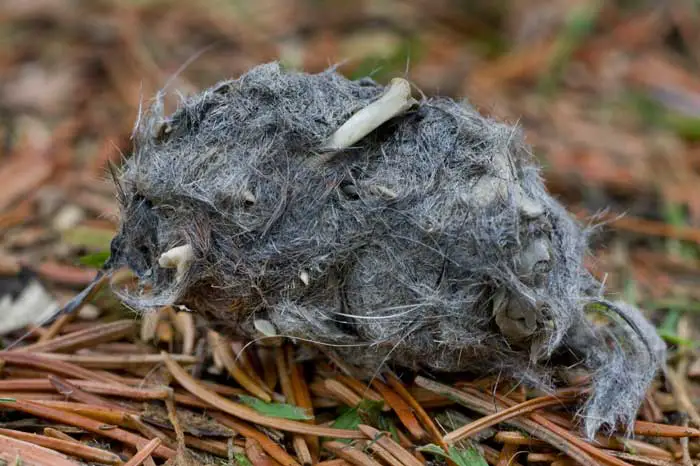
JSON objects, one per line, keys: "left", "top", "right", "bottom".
{"left": 518, "top": 237, "right": 552, "bottom": 286}
{"left": 158, "top": 244, "right": 194, "bottom": 281}
{"left": 323, "top": 77, "right": 417, "bottom": 151}
{"left": 242, "top": 189, "right": 256, "bottom": 205}
{"left": 517, "top": 190, "right": 545, "bottom": 219}
{"left": 492, "top": 288, "right": 538, "bottom": 341}
{"left": 370, "top": 184, "right": 398, "bottom": 200}
{"left": 254, "top": 319, "right": 277, "bottom": 337}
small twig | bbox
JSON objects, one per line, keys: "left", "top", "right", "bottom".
{"left": 335, "top": 375, "right": 384, "bottom": 406}
{"left": 641, "top": 392, "right": 664, "bottom": 423}
{"left": 385, "top": 372, "right": 446, "bottom": 445}
{"left": 245, "top": 437, "right": 284, "bottom": 466}
{"left": 48, "top": 375, "right": 122, "bottom": 409}
{"left": 172, "top": 392, "right": 213, "bottom": 409}
{"left": 371, "top": 379, "right": 427, "bottom": 441}
{"left": 602, "top": 450, "right": 679, "bottom": 466}
{"left": 680, "top": 416, "right": 692, "bottom": 466}
{"left": 315, "top": 460, "right": 352, "bottom": 466}
{"left": 0, "top": 433, "right": 79, "bottom": 466}
{"left": 287, "top": 346, "right": 314, "bottom": 418}
{"left": 127, "top": 414, "right": 178, "bottom": 450}
{"left": 37, "top": 312, "right": 76, "bottom": 344}
{"left": 0, "top": 378, "right": 171, "bottom": 400}
{"left": 24, "top": 352, "right": 197, "bottom": 369}
{"left": 232, "top": 340, "right": 272, "bottom": 392}
{"left": 212, "top": 413, "right": 300, "bottom": 466}
{"left": 356, "top": 439, "right": 403, "bottom": 466}
{"left": 573, "top": 208, "right": 700, "bottom": 245}
{"left": 358, "top": 424, "right": 422, "bottom": 466}
{"left": 33, "top": 400, "right": 138, "bottom": 426}
{"left": 5, "top": 399, "right": 175, "bottom": 459}
{"left": 324, "top": 379, "right": 362, "bottom": 407}
{"left": 124, "top": 438, "right": 162, "bottom": 466}
{"left": 602, "top": 438, "right": 673, "bottom": 461}
{"left": 258, "top": 346, "right": 278, "bottom": 390}
{"left": 183, "top": 435, "right": 230, "bottom": 457}
{"left": 209, "top": 331, "right": 273, "bottom": 401}
{"left": 0, "top": 392, "right": 65, "bottom": 401}
{"left": 494, "top": 431, "right": 549, "bottom": 447}
{"left": 443, "top": 394, "right": 578, "bottom": 443}
{"left": 0, "top": 352, "right": 127, "bottom": 384}
{"left": 17, "top": 320, "right": 135, "bottom": 354}
{"left": 527, "top": 452, "right": 561, "bottom": 462}
{"left": 275, "top": 346, "right": 294, "bottom": 403}
{"left": 0, "top": 428, "right": 122, "bottom": 465}
{"left": 287, "top": 346, "right": 316, "bottom": 464}
{"left": 42, "top": 428, "right": 77, "bottom": 443}
{"left": 165, "top": 393, "right": 187, "bottom": 455}
{"left": 415, "top": 376, "right": 627, "bottom": 466}
{"left": 324, "top": 440, "right": 383, "bottom": 466}
{"left": 634, "top": 421, "right": 700, "bottom": 438}
{"left": 390, "top": 426, "right": 426, "bottom": 463}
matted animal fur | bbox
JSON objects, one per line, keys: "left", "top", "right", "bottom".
{"left": 101, "top": 63, "right": 664, "bottom": 438}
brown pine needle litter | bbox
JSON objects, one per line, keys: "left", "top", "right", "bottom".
{"left": 0, "top": 314, "right": 693, "bottom": 465}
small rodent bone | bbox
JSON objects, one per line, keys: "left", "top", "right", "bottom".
{"left": 158, "top": 244, "right": 193, "bottom": 282}
{"left": 323, "top": 77, "right": 416, "bottom": 151}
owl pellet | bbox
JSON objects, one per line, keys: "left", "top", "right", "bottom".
{"left": 93, "top": 63, "right": 664, "bottom": 438}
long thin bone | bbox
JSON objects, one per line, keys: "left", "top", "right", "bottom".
{"left": 322, "top": 78, "right": 417, "bottom": 152}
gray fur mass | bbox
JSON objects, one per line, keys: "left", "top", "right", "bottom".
{"left": 107, "top": 63, "right": 665, "bottom": 438}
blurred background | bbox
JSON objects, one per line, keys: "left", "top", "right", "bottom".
{"left": 0, "top": 0, "right": 699, "bottom": 346}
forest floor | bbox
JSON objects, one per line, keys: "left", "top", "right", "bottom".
{"left": 0, "top": 0, "right": 699, "bottom": 464}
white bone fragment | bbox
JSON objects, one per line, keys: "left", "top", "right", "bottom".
{"left": 370, "top": 184, "right": 398, "bottom": 200}
{"left": 299, "top": 271, "right": 310, "bottom": 286}
{"left": 254, "top": 319, "right": 277, "bottom": 337}
{"left": 492, "top": 288, "right": 538, "bottom": 340}
{"left": 515, "top": 188, "right": 545, "bottom": 219}
{"left": 323, "top": 77, "right": 417, "bottom": 151}
{"left": 518, "top": 237, "right": 552, "bottom": 277}
{"left": 461, "top": 176, "right": 509, "bottom": 208}
{"left": 242, "top": 189, "right": 256, "bottom": 204}
{"left": 158, "top": 244, "right": 194, "bottom": 281}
